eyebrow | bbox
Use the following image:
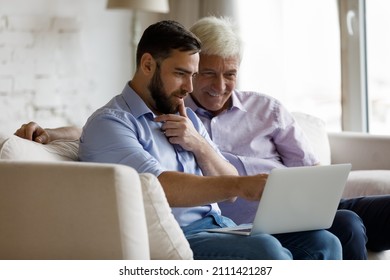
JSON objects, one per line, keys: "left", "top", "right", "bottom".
{"left": 200, "top": 68, "right": 238, "bottom": 74}
{"left": 175, "top": 67, "right": 195, "bottom": 75}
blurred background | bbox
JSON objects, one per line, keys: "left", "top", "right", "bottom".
{"left": 0, "top": 0, "right": 388, "bottom": 135}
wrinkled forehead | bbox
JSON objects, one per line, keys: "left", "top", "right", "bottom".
{"left": 199, "top": 54, "right": 240, "bottom": 71}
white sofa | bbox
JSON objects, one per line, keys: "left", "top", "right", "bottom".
{"left": 1, "top": 112, "right": 390, "bottom": 259}
{"left": 0, "top": 134, "right": 193, "bottom": 260}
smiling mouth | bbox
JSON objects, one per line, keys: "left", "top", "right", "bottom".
{"left": 207, "top": 92, "right": 223, "bottom": 97}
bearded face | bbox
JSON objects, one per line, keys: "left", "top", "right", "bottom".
{"left": 148, "top": 65, "right": 187, "bottom": 114}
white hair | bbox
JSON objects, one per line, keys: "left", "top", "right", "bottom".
{"left": 190, "top": 16, "right": 242, "bottom": 61}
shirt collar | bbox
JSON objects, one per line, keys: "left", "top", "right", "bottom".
{"left": 185, "top": 94, "right": 213, "bottom": 118}
{"left": 230, "top": 90, "right": 247, "bottom": 112}
{"left": 185, "top": 90, "right": 247, "bottom": 119}
{"left": 121, "top": 81, "right": 156, "bottom": 119}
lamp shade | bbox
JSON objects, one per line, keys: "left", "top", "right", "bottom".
{"left": 106, "top": 0, "right": 169, "bottom": 13}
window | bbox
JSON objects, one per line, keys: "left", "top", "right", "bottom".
{"left": 237, "top": 0, "right": 390, "bottom": 135}
{"left": 237, "top": 0, "right": 342, "bottom": 131}
{"left": 366, "top": 0, "right": 390, "bottom": 134}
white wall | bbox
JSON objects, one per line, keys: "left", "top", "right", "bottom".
{"left": 0, "top": 0, "right": 239, "bottom": 135}
{"left": 0, "top": 0, "right": 133, "bottom": 134}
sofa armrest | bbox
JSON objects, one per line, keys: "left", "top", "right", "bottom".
{"left": 328, "top": 132, "right": 390, "bottom": 170}
{"left": 1, "top": 132, "right": 193, "bottom": 260}
{"left": 0, "top": 160, "right": 150, "bottom": 260}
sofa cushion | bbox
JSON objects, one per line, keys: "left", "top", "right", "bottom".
{"left": 139, "top": 173, "right": 193, "bottom": 260}
{"left": 0, "top": 135, "right": 78, "bottom": 161}
{"left": 342, "top": 170, "right": 390, "bottom": 198}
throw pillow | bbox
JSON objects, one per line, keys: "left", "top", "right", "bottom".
{"left": 0, "top": 135, "right": 78, "bottom": 161}
{"left": 292, "top": 112, "right": 331, "bottom": 165}
{"left": 139, "top": 173, "right": 193, "bottom": 260}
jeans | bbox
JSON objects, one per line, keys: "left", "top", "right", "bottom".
{"left": 328, "top": 209, "right": 367, "bottom": 259}
{"left": 338, "top": 195, "right": 390, "bottom": 252}
{"left": 181, "top": 214, "right": 342, "bottom": 260}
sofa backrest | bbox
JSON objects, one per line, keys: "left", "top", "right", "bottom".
{"left": 1, "top": 111, "right": 332, "bottom": 165}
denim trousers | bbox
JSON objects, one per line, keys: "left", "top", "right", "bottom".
{"left": 338, "top": 195, "right": 390, "bottom": 252}
{"left": 181, "top": 214, "right": 342, "bottom": 260}
{"left": 327, "top": 209, "right": 367, "bottom": 259}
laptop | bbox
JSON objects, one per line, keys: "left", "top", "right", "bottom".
{"left": 207, "top": 164, "right": 352, "bottom": 235}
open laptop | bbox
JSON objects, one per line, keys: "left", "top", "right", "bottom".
{"left": 208, "top": 164, "right": 352, "bottom": 235}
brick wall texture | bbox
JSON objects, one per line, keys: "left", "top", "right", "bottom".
{"left": 0, "top": 11, "right": 96, "bottom": 134}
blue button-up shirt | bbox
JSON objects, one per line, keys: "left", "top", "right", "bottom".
{"left": 79, "top": 82, "right": 222, "bottom": 226}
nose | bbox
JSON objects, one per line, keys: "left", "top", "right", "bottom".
{"left": 182, "top": 76, "right": 194, "bottom": 93}
{"left": 211, "top": 75, "right": 226, "bottom": 93}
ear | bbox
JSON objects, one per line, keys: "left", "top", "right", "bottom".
{"left": 140, "top": 53, "right": 156, "bottom": 76}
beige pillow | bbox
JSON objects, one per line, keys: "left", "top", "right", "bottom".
{"left": 0, "top": 135, "right": 78, "bottom": 161}
{"left": 139, "top": 173, "right": 193, "bottom": 260}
